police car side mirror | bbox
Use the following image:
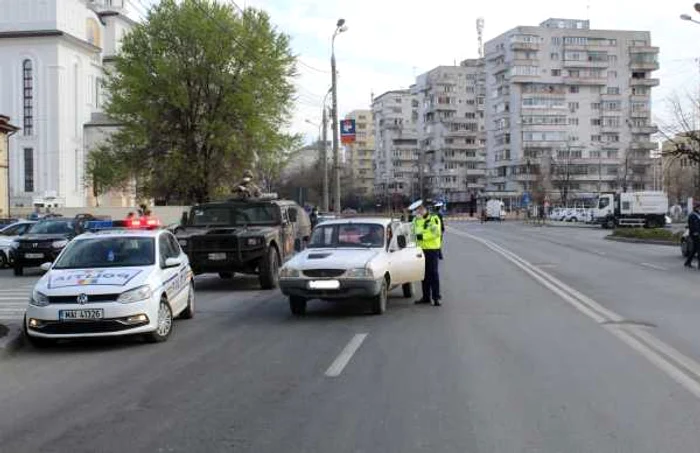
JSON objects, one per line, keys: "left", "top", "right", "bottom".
{"left": 163, "top": 257, "right": 183, "bottom": 269}
{"left": 180, "top": 211, "right": 189, "bottom": 227}
{"left": 40, "top": 262, "right": 52, "bottom": 272}
{"left": 397, "top": 235, "right": 407, "bottom": 249}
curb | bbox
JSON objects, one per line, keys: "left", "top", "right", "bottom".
{"left": 604, "top": 235, "right": 678, "bottom": 247}
{"left": 0, "top": 322, "right": 24, "bottom": 356}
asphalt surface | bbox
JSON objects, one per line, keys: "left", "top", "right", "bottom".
{"left": 2, "top": 224, "right": 700, "bottom": 452}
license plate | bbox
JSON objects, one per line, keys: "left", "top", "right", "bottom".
{"left": 25, "top": 253, "right": 44, "bottom": 259}
{"left": 208, "top": 253, "right": 226, "bottom": 261}
{"left": 308, "top": 280, "right": 340, "bottom": 290}
{"left": 59, "top": 309, "right": 104, "bottom": 320}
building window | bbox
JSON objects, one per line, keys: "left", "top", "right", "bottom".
{"left": 23, "top": 59, "right": 33, "bottom": 136}
{"left": 606, "top": 87, "right": 620, "bottom": 95}
{"left": 24, "top": 148, "right": 34, "bottom": 192}
{"left": 551, "top": 69, "right": 562, "bottom": 76}
{"left": 607, "top": 54, "right": 618, "bottom": 64}
{"left": 608, "top": 70, "right": 618, "bottom": 78}
{"left": 591, "top": 118, "right": 601, "bottom": 126}
{"left": 569, "top": 86, "right": 579, "bottom": 93}
{"left": 550, "top": 52, "right": 559, "bottom": 60}
{"left": 568, "top": 117, "right": 579, "bottom": 125}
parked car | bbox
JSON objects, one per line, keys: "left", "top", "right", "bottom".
{"left": 10, "top": 219, "right": 84, "bottom": 276}
{"left": 564, "top": 208, "right": 587, "bottom": 222}
{"left": 0, "top": 221, "right": 36, "bottom": 267}
{"left": 279, "top": 218, "right": 425, "bottom": 315}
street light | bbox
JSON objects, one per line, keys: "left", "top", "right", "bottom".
{"left": 681, "top": 13, "right": 700, "bottom": 24}
{"left": 331, "top": 18, "right": 348, "bottom": 213}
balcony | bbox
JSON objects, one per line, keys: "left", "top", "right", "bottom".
{"left": 630, "top": 140, "right": 657, "bottom": 150}
{"left": 630, "top": 61, "right": 659, "bottom": 71}
{"left": 510, "top": 41, "right": 540, "bottom": 51}
{"left": 630, "top": 77, "right": 660, "bottom": 87}
{"left": 563, "top": 76, "right": 607, "bottom": 85}
{"left": 629, "top": 110, "right": 651, "bottom": 118}
{"left": 563, "top": 59, "right": 609, "bottom": 69}
{"left": 466, "top": 169, "right": 486, "bottom": 176}
{"left": 629, "top": 46, "right": 659, "bottom": 54}
{"left": 629, "top": 125, "right": 658, "bottom": 134}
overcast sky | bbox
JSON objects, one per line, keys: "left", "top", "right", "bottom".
{"left": 138, "top": 0, "right": 700, "bottom": 143}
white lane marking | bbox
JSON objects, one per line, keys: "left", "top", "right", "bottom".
{"left": 640, "top": 262, "right": 667, "bottom": 271}
{"left": 325, "top": 333, "right": 368, "bottom": 377}
{"left": 447, "top": 227, "right": 700, "bottom": 400}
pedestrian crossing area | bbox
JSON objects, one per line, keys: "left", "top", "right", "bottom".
{"left": 0, "top": 284, "right": 33, "bottom": 321}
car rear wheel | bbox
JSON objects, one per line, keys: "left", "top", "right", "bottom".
{"left": 259, "top": 247, "right": 280, "bottom": 290}
{"left": 179, "top": 283, "right": 195, "bottom": 319}
{"left": 218, "top": 272, "right": 234, "bottom": 279}
{"left": 145, "top": 300, "right": 173, "bottom": 343}
{"left": 0, "top": 251, "right": 7, "bottom": 269}
{"left": 402, "top": 282, "right": 414, "bottom": 298}
{"left": 289, "top": 297, "right": 307, "bottom": 316}
{"left": 371, "top": 280, "right": 388, "bottom": 315}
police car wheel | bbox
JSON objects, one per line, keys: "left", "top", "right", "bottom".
{"left": 371, "top": 280, "right": 388, "bottom": 315}
{"left": 0, "top": 251, "right": 7, "bottom": 268}
{"left": 179, "top": 283, "right": 195, "bottom": 320}
{"left": 145, "top": 300, "right": 173, "bottom": 343}
{"left": 402, "top": 282, "right": 414, "bottom": 298}
{"left": 289, "top": 297, "right": 307, "bottom": 316}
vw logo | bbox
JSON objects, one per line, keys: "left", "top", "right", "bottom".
{"left": 32, "top": 243, "right": 38, "bottom": 248}
{"left": 77, "top": 294, "right": 88, "bottom": 305}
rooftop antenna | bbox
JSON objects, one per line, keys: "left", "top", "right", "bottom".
{"left": 586, "top": 0, "right": 591, "bottom": 23}
{"left": 477, "top": 17, "right": 485, "bottom": 58}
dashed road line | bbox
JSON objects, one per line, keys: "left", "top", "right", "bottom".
{"left": 325, "top": 333, "right": 368, "bottom": 378}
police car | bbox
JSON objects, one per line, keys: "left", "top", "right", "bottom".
{"left": 24, "top": 222, "right": 195, "bottom": 347}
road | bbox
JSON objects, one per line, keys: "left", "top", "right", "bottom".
{"left": 3, "top": 223, "right": 700, "bottom": 452}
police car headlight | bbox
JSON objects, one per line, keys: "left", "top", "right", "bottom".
{"left": 30, "top": 290, "right": 49, "bottom": 307}
{"left": 51, "top": 240, "right": 69, "bottom": 249}
{"left": 117, "top": 285, "right": 152, "bottom": 304}
{"left": 345, "top": 268, "right": 373, "bottom": 278}
{"left": 279, "top": 267, "right": 301, "bottom": 278}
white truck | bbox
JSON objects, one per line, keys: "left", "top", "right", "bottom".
{"left": 485, "top": 200, "right": 506, "bottom": 221}
{"left": 594, "top": 191, "right": 668, "bottom": 229}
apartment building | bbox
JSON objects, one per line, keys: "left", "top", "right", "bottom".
{"left": 342, "top": 110, "right": 375, "bottom": 199}
{"left": 372, "top": 89, "right": 420, "bottom": 207}
{"left": 484, "top": 18, "right": 659, "bottom": 204}
{"left": 414, "top": 60, "right": 486, "bottom": 207}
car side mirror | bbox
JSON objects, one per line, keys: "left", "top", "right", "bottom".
{"left": 164, "top": 257, "right": 183, "bottom": 269}
{"left": 288, "top": 209, "right": 298, "bottom": 223}
{"left": 40, "top": 262, "right": 52, "bottom": 272}
{"left": 397, "top": 235, "right": 407, "bottom": 249}
{"left": 180, "top": 211, "right": 189, "bottom": 227}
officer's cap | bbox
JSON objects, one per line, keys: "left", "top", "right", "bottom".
{"left": 407, "top": 199, "right": 423, "bottom": 212}
{"left": 434, "top": 201, "right": 444, "bottom": 208}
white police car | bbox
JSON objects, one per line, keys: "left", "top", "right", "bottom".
{"left": 24, "top": 227, "right": 195, "bottom": 347}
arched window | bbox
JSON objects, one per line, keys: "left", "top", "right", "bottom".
{"left": 22, "top": 59, "right": 33, "bottom": 136}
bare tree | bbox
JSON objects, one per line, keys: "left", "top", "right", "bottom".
{"left": 617, "top": 147, "right": 632, "bottom": 193}
{"left": 550, "top": 141, "right": 578, "bottom": 207}
{"left": 658, "top": 92, "right": 700, "bottom": 196}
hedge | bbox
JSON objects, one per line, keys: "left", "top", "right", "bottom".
{"left": 610, "top": 228, "right": 683, "bottom": 243}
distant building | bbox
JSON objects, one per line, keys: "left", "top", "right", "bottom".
{"left": 372, "top": 89, "right": 419, "bottom": 208}
{"left": 342, "top": 109, "right": 375, "bottom": 199}
{"left": 484, "top": 18, "right": 659, "bottom": 205}
{"left": 0, "top": 115, "right": 19, "bottom": 217}
{"left": 0, "top": 0, "right": 135, "bottom": 207}
{"left": 414, "top": 60, "right": 486, "bottom": 207}
{"left": 283, "top": 141, "right": 330, "bottom": 178}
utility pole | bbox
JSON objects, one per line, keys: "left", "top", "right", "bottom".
{"left": 331, "top": 53, "right": 341, "bottom": 213}
{"left": 322, "top": 107, "right": 329, "bottom": 212}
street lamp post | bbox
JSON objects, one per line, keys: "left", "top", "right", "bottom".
{"left": 331, "top": 19, "right": 347, "bottom": 213}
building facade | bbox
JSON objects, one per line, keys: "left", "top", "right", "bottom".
{"left": 372, "top": 89, "right": 420, "bottom": 208}
{"left": 484, "top": 18, "right": 659, "bottom": 205}
{"left": 0, "top": 115, "right": 19, "bottom": 217}
{"left": 414, "top": 60, "right": 486, "bottom": 207}
{"left": 342, "top": 109, "right": 375, "bottom": 200}
{"left": 0, "top": 0, "right": 134, "bottom": 208}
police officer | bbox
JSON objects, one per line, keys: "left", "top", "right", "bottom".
{"left": 310, "top": 206, "right": 320, "bottom": 229}
{"left": 685, "top": 202, "right": 700, "bottom": 268}
{"left": 410, "top": 200, "right": 443, "bottom": 306}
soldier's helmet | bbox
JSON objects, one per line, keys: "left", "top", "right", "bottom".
{"left": 243, "top": 169, "right": 255, "bottom": 179}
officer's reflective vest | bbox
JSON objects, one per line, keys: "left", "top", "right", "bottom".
{"left": 412, "top": 214, "right": 442, "bottom": 250}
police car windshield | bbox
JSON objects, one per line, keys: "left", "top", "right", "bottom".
{"left": 309, "top": 223, "right": 385, "bottom": 248}
{"left": 53, "top": 237, "right": 156, "bottom": 269}
{"left": 27, "top": 220, "right": 75, "bottom": 235}
{"left": 189, "top": 204, "right": 279, "bottom": 227}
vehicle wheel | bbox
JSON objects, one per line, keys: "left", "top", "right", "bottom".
{"left": 145, "top": 299, "right": 173, "bottom": 343}
{"left": 402, "top": 282, "right": 414, "bottom": 298}
{"left": 259, "top": 247, "right": 280, "bottom": 290}
{"left": 289, "top": 296, "right": 307, "bottom": 316}
{"left": 179, "top": 283, "right": 195, "bottom": 319}
{"left": 13, "top": 265, "right": 23, "bottom": 276}
{"left": 603, "top": 218, "right": 615, "bottom": 230}
{"left": 218, "top": 272, "right": 234, "bottom": 279}
{"left": 371, "top": 279, "right": 388, "bottom": 315}
{"left": 0, "top": 251, "right": 7, "bottom": 269}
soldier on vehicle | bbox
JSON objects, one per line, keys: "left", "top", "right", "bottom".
{"left": 685, "top": 203, "right": 700, "bottom": 268}
{"left": 232, "top": 169, "right": 262, "bottom": 198}
{"left": 410, "top": 200, "right": 443, "bottom": 307}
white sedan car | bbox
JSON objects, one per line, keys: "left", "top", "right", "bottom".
{"left": 24, "top": 228, "right": 195, "bottom": 347}
{"left": 279, "top": 218, "right": 425, "bottom": 315}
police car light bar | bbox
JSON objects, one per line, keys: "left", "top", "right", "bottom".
{"left": 85, "top": 218, "right": 161, "bottom": 232}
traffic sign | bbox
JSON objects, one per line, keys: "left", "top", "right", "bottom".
{"left": 340, "top": 119, "right": 356, "bottom": 144}
{"left": 522, "top": 191, "right": 531, "bottom": 206}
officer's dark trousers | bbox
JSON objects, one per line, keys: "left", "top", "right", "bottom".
{"left": 686, "top": 236, "right": 700, "bottom": 267}
{"left": 422, "top": 249, "right": 441, "bottom": 302}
